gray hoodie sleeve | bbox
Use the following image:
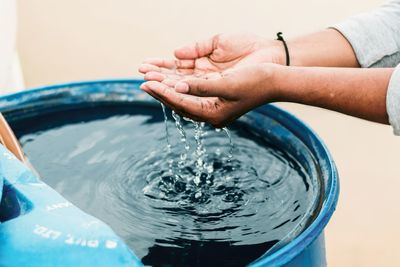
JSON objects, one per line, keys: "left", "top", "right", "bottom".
{"left": 331, "top": 0, "right": 400, "bottom": 134}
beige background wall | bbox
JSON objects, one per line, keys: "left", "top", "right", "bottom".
{"left": 17, "top": 1, "right": 400, "bottom": 266}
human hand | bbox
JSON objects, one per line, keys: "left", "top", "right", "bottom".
{"left": 138, "top": 33, "right": 284, "bottom": 81}
{"left": 140, "top": 64, "right": 281, "bottom": 127}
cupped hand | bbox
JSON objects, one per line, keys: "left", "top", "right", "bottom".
{"left": 140, "top": 64, "right": 281, "bottom": 127}
{"left": 138, "top": 33, "right": 284, "bottom": 82}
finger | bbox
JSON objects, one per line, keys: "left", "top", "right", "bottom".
{"left": 174, "top": 35, "right": 218, "bottom": 59}
{"left": 176, "top": 68, "right": 195, "bottom": 75}
{"left": 141, "top": 82, "right": 180, "bottom": 108}
{"left": 145, "top": 71, "right": 198, "bottom": 84}
{"left": 160, "top": 72, "right": 193, "bottom": 81}
{"left": 163, "top": 74, "right": 206, "bottom": 88}
{"left": 144, "top": 71, "right": 165, "bottom": 82}
{"left": 138, "top": 63, "right": 161, "bottom": 74}
{"left": 175, "top": 59, "right": 195, "bottom": 69}
{"left": 145, "top": 81, "right": 208, "bottom": 119}
{"left": 162, "top": 78, "right": 179, "bottom": 87}
{"left": 140, "top": 82, "right": 163, "bottom": 101}
{"left": 140, "top": 81, "right": 167, "bottom": 93}
{"left": 175, "top": 77, "right": 226, "bottom": 97}
{"left": 143, "top": 58, "right": 196, "bottom": 70}
{"left": 139, "top": 63, "right": 177, "bottom": 75}
{"left": 141, "top": 82, "right": 207, "bottom": 122}
{"left": 143, "top": 58, "right": 176, "bottom": 69}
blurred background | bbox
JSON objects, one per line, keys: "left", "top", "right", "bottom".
{"left": 16, "top": 0, "right": 400, "bottom": 266}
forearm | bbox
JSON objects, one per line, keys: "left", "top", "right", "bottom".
{"left": 285, "top": 29, "right": 360, "bottom": 68}
{"left": 270, "top": 29, "right": 359, "bottom": 68}
{"left": 271, "top": 65, "right": 394, "bottom": 124}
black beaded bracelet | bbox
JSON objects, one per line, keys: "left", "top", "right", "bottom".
{"left": 276, "top": 32, "right": 290, "bottom": 66}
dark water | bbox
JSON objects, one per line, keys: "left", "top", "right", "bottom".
{"left": 14, "top": 104, "right": 315, "bottom": 267}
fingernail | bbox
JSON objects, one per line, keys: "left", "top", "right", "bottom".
{"left": 144, "top": 73, "right": 154, "bottom": 81}
{"left": 175, "top": 82, "right": 189, "bottom": 93}
{"left": 138, "top": 65, "right": 147, "bottom": 73}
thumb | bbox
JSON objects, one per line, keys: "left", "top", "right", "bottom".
{"left": 174, "top": 35, "right": 218, "bottom": 60}
{"left": 175, "top": 78, "right": 226, "bottom": 97}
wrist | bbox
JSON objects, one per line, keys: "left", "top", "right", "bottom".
{"left": 256, "top": 39, "right": 287, "bottom": 65}
{"left": 258, "top": 38, "right": 305, "bottom": 67}
{"left": 283, "top": 40, "right": 304, "bottom": 67}
{"left": 259, "top": 63, "right": 287, "bottom": 102}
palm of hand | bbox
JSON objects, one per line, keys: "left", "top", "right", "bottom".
{"left": 188, "top": 34, "right": 275, "bottom": 74}
{"left": 140, "top": 33, "right": 281, "bottom": 79}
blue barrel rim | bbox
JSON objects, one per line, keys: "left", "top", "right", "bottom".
{"left": 0, "top": 79, "right": 339, "bottom": 266}
{"left": 251, "top": 104, "right": 339, "bottom": 266}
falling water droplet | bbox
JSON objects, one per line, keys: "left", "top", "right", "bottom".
{"left": 223, "top": 127, "right": 234, "bottom": 161}
{"left": 171, "top": 111, "right": 190, "bottom": 170}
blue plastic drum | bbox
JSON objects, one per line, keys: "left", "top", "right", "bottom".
{"left": 0, "top": 80, "right": 339, "bottom": 267}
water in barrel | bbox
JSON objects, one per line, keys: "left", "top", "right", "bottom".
{"left": 14, "top": 103, "right": 316, "bottom": 267}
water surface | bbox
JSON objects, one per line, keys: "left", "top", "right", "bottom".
{"left": 15, "top": 104, "right": 315, "bottom": 267}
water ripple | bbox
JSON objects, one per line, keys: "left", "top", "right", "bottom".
{"left": 18, "top": 106, "right": 316, "bottom": 266}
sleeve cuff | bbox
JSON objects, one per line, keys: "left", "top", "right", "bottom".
{"left": 387, "top": 64, "right": 400, "bottom": 135}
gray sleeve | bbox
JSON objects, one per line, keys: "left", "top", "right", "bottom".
{"left": 387, "top": 65, "right": 400, "bottom": 135}
{"left": 332, "top": 0, "right": 400, "bottom": 68}
{"left": 331, "top": 0, "right": 400, "bottom": 135}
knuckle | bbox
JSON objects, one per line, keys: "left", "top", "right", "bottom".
{"left": 195, "top": 41, "right": 202, "bottom": 56}
{"left": 212, "top": 33, "right": 222, "bottom": 50}
{"left": 175, "top": 60, "right": 183, "bottom": 69}
{"left": 197, "top": 86, "right": 208, "bottom": 96}
{"left": 213, "top": 33, "right": 222, "bottom": 43}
